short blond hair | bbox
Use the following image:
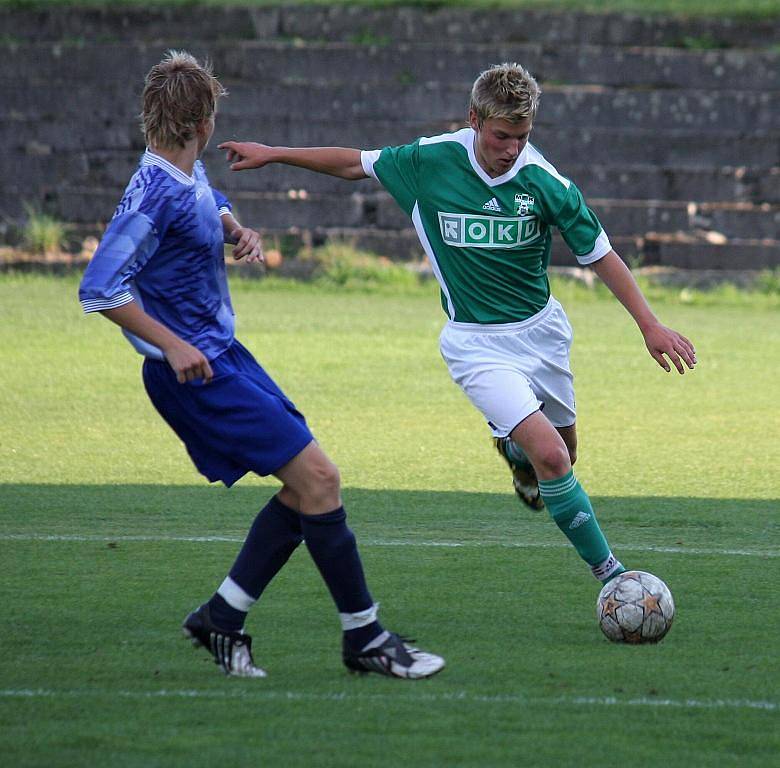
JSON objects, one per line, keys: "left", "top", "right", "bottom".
{"left": 469, "top": 63, "right": 541, "bottom": 125}
{"left": 141, "top": 50, "right": 227, "bottom": 149}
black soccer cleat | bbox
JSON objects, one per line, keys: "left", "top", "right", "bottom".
{"left": 342, "top": 632, "right": 445, "bottom": 680}
{"left": 494, "top": 436, "right": 545, "bottom": 511}
{"left": 182, "top": 603, "right": 266, "bottom": 678}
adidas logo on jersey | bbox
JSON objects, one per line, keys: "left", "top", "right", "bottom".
{"left": 569, "top": 511, "right": 592, "bottom": 530}
{"left": 482, "top": 197, "right": 502, "bottom": 212}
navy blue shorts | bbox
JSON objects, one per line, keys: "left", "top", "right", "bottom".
{"left": 142, "top": 339, "right": 314, "bottom": 487}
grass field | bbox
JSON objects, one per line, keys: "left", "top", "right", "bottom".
{"left": 1, "top": 274, "right": 778, "bottom": 767}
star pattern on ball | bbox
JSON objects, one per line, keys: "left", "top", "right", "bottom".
{"left": 597, "top": 571, "right": 674, "bottom": 645}
{"left": 640, "top": 591, "right": 662, "bottom": 615}
{"left": 600, "top": 594, "right": 620, "bottom": 620}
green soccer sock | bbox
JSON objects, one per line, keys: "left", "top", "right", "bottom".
{"left": 538, "top": 470, "right": 625, "bottom": 583}
{"left": 504, "top": 438, "right": 532, "bottom": 467}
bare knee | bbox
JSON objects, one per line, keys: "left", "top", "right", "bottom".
{"left": 313, "top": 460, "right": 341, "bottom": 497}
{"left": 534, "top": 444, "right": 572, "bottom": 479}
{"left": 275, "top": 443, "right": 343, "bottom": 514}
{"left": 298, "top": 458, "right": 341, "bottom": 513}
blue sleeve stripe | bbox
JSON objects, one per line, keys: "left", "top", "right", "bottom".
{"left": 80, "top": 292, "right": 135, "bottom": 314}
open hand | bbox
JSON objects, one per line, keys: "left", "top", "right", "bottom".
{"left": 642, "top": 322, "right": 697, "bottom": 374}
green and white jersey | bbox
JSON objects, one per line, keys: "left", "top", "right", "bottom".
{"left": 361, "top": 127, "right": 611, "bottom": 324}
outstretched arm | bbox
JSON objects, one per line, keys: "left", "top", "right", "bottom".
{"left": 592, "top": 251, "right": 696, "bottom": 374}
{"left": 219, "top": 141, "right": 367, "bottom": 180}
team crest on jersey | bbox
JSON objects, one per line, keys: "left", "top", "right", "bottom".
{"left": 515, "top": 193, "right": 535, "bottom": 216}
{"left": 438, "top": 211, "right": 540, "bottom": 249}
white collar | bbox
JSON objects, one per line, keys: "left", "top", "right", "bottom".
{"left": 465, "top": 128, "right": 527, "bottom": 187}
{"left": 142, "top": 149, "right": 195, "bottom": 186}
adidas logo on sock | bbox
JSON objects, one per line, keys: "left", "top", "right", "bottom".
{"left": 482, "top": 197, "right": 501, "bottom": 212}
{"left": 569, "top": 511, "right": 591, "bottom": 529}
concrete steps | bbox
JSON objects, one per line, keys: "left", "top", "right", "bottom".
{"left": 1, "top": 5, "right": 778, "bottom": 271}
{"left": 2, "top": 5, "right": 778, "bottom": 48}
{"left": 23, "top": 182, "right": 778, "bottom": 267}
{"left": 5, "top": 150, "right": 776, "bottom": 207}
{"left": 5, "top": 41, "right": 778, "bottom": 91}
{"left": 5, "top": 117, "right": 776, "bottom": 168}
{"left": 6, "top": 81, "right": 777, "bottom": 134}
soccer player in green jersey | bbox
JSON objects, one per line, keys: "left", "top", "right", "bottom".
{"left": 219, "top": 63, "right": 696, "bottom": 585}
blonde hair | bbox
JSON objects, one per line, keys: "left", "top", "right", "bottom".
{"left": 469, "top": 63, "right": 541, "bottom": 125}
{"left": 141, "top": 50, "right": 227, "bottom": 149}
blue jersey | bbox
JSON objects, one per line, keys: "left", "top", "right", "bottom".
{"left": 79, "top": 150, "right": 235, "bottom": 361}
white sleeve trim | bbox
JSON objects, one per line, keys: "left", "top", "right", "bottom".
{"left": 80, "top": 292, "right": 135, "bottom": 314}
{"left": 576, "top": 230, "right": 612, "bottom": 265}
{"left": 218, "top": 206, "right": 232, "bottom": 217}
{"left": 361, "top": 149, "right": 382, "bottom": 180}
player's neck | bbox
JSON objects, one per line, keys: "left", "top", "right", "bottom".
{"left": 475, "top": 149, "right": 498, "bottom": 178}
{"left": 471, "top": 136, "right": 501, "bottom": 179}
{"left": 149, "top": 141, "right": 199, "bottom": 177}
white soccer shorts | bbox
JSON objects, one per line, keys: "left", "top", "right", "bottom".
{"left": 439, "top": 296, "right": 576, "bottom": 437}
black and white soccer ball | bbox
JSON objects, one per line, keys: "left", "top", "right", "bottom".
{"left": 597, "top": 570, "right": 675, "bottom": 644}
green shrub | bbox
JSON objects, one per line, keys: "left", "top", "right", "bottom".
{"left": 22, "top": 205, "right": 66, "bottom": 256}
{"left": 302, "top": 242, "right": 427, "bottom": 291}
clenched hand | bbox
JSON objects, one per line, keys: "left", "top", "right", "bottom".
{"left": 164, "top": 339, "right": 214, "bottom": 384}
{"left": 228, "top": 226, "right": 263, "bottom": 263}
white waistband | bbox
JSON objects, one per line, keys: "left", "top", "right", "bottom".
{"left": 446, "top": 296, "right": 557, "bottom": 334}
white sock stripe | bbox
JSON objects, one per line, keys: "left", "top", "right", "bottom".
{"left": 538, "top": 476, "right": 579, "bottom": 497}
{"left": 217, "top": 577, "right": 256, "bottom": 613}
{"left": 591, "top": 554, "right": 622, "bottom": 581}
{"left": 339, "top": 603, "right": 379, "bottom": 631}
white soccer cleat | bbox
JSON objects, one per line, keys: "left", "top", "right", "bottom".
{"left": 182, "top": 604, "right": 267, "bottom": 678}
{"left": 342, "top": 632, "right": 445, "bottom": 679}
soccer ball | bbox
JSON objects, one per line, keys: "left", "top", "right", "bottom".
{"left": 597, "top": 570, "right": 675, "bottom": 644}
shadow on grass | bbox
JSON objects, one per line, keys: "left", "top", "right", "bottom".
{"left": 0, "top": 484, "right": 777, "bottom": 552}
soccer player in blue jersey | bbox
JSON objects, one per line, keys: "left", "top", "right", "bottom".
{"left": 78, "top": 51, "right": 444, "bottom": 679}
{"left": 219, "top": 63, "right": 697, "bottom": 588}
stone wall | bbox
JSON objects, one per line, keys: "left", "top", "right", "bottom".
{"left": 1, "top": 4, "right": 778, "bottom": 269}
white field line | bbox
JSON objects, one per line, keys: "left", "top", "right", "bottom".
{"left": 0, "top": 688, "right": 776, "bottom": 711}
{"left": 0, "top": 533, "right": 778, "bottom": 558}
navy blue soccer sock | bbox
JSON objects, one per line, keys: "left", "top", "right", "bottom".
{"left": 207, "top": 495, "right": 303, "bottom": 632}
{"left": 299, "top": 507, "right": 384, "bottom": 651}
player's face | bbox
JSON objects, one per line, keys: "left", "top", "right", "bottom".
{"left": 470, "top": 112, "right": 533, "bottom": 178}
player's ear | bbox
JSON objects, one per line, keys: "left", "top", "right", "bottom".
{"left": 196, "top": 114, "right": 215, "bottom": 137}
{"left": 468, "top": 109, "right": 480, "bottom": 132}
